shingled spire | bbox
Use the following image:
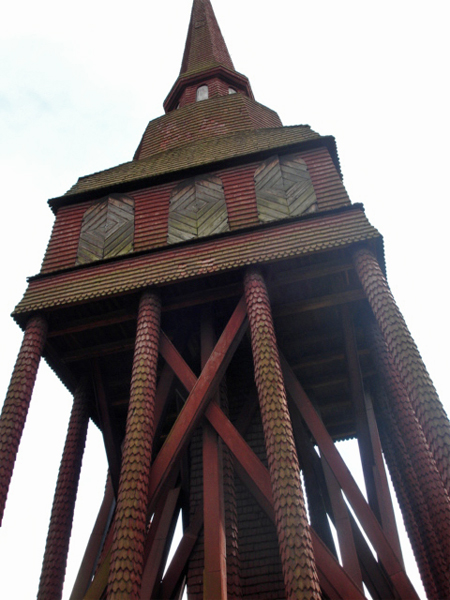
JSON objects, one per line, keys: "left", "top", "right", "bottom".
{"left": 163, "top": 0, "right": 253, "bottom": 112}
{"left": 180, "top": 0, "right": 234, "bottom": 76}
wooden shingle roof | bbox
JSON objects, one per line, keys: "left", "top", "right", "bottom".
{"left": 179, "top": 0, "right": 234, "bottom": 77}
{"left": 59, "top": 123, "right": 323, "bottom": 204}
{"left": 14, "top": 206, "right": 379, "bottom": 317}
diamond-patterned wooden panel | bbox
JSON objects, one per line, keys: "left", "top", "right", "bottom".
{"left": 76, "top": 195, "right": 134, "bottom": 265}
{"left": 254, "top": 153, "right": 317, "bottom": 223}
{"left": 167, "top": 176, "right": 230, "bottom": 244}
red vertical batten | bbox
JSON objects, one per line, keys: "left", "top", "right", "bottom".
{"left": 221, "top": 166, "right": 259, "bottom": 231}
{"left": 37, "top": 383, "right": 90, "bottom": 600}
{"left": 133, "top": 184, "right": 174, "bottom": 252}
{"left": 243, "top": 268, "right": 321, "bottom": 600}
{"left": 370, "top": 323, "right": 450, "bottom": 598}
{"left": 353, "top": 247, "right": 450, "bottom": 496}
{"left": 69, "top": 474, "right": 115, "bottom": 600}
{"left": 107, "top": 291, "right": 161, "bottom": 599}
{"left": 201, "top": 314, "right": 227, "bottom": 600}
{"left": 0, "top": 314, "right": 47, "bottom": 524}
{"left": 40, "top": 203, "right": 88, "bottom": 274}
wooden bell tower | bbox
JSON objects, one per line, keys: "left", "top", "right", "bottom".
{"left": 1, "top": 0, "right": 449, "bottom": 598}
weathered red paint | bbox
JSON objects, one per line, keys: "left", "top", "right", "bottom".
{"left": 69, "top": 475, "right": 115, "bottom": 600}
{"left": 280, "top": 352, "right": 420, "bottom": 600}
{"left": 244, "top": 268, "right": 321, "bottom": 599}
{"left": 140, "top": 487, "right": 180, "bottom": 599}
{"left": 108, "top": 291, "right": 161, "bottom": 599}
{"left": 201, "top": 314, "right": 227, "bottom": 600}
{"left": 0, "top": 313, "right": 47, "bottom": 525}
{"left": 341, "top": 305, "right": 402, "bottom": 561}
{"left": 148, "top": 297, "right": 247, "bottom": 509}
{"left": 38, "top": 383, "right": 89, "bottom": 600}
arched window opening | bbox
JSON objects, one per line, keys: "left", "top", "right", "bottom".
{"left": 196, "top": 85, "right": 209, "bottom": 101}
{"left": 228, "top": 87, "right": 237, "bottom": 94}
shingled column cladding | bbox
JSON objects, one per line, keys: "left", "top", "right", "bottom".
{"left": 374, "top": 386, "right": 439, "bottom": 599}
{"left": 353, "top": 247, "right": 450, "bottom": 495}
{"left": 369, "top": 324, "right": 450, "bottom": 599}
{"left": 0, "top": 314, "right": 47, "bottom": 524}
{"left": 243, "top": 268, "right": 321, "bottom": 600}
{"left": 107, "top": 291, "right": 161, "bottom": 599}
{"left": 37, "top": 383, "right": 90, "bottom": 600}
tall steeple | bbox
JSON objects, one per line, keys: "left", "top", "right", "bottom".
{"left": 134, "top": 0, "right": 281, "bottom": 161}
{"left": 163, "top": 0, "right": 253, "bottom": 112}
{"left": 180, "top": 0, "right": 234, "bottom": 76}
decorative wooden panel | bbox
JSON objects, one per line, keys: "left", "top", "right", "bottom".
{"left": 76, "top": 195, "right": 134, "bottom": 265}
{"left": 167, "top": 176, "right": 230, "bottom": 244}
{"left": 254, "top": 154, "right": 317, "bottom": 223}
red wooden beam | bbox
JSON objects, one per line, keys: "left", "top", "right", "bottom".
{"left": 69, "top": 476, "right": 115, "bottom": 600}
{"left": 92, "top": 361, "right": 122, "bottom": 495}
{"left": 154, "top": 385, "right": 366, "bottom": 600}
{"left": 155, "top": 307, "right": 378, "bottom": 599}
{"left": 341, "top": 305, "right": 402, "bottom": 563}
{"left": 148, "top": 297, "right": 248, "bottom": 511}
{"left": 140, "top": 487, "right": 181, "bottom": 600}
{"left": 201, "top": 314, "right": 227, "bottom": 600}
{"left": 311, "top": 530, "right": 366, "bottom": 600}
{"left": 159, "top": 332, "right": 197, "bottom": 392}
{"left": 280, "top": 352, "right": 420, "bottom": 600}
{"left": 321, "top": 456, "right": 363, "bottom": 590}
{"left": 205, "top": 401, "right": 274, "bottom": 519}
{"left": 158, "top": 504, "right": 203, "bottom": 599}
{"left": 206, "top": 402, "right": 365, "bottom": 599}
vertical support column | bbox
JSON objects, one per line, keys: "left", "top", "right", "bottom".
{"left": 353, "top": 247, "right": 450, "bottom": 494}
{"left": 0, "top": 314, "right": 47, "bottom": 524}
{"left": 107, "top": 290, "right": 161, "bottom": 599}
{"left": 372, "top": 381, "right": 440, "bottom": 600}
{"left": 201, "top": 313, "right": 227, "bottom": 600}
{"left": 37, "top": 383, "right": 90, "bottom": 600}
{"left": 341, "top": 305, "right": 402, "bottom": 561}
{"left": 244, "top": 268, "right": 321, "bottom": 600}
{"left": 370, "top": 323, "right": 450, "bottom": 598}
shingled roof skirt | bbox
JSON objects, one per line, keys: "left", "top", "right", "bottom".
{"left": 163, "top": 0, "right": 253, "bottom": 112}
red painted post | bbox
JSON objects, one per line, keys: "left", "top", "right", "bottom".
{"left": 372, "top": 382, "right": 440, "bottom": 599}
{"left": 341, "top": 305, "right": 402, "bottom": 561}
{"left": 0, "top": 314, "right": 47, "bottom": 524}
{"left": 243, "top": 268, "right": 321, "bottom": 600}
{"left": 201, "top": 314, "right": 227, "bottom": 600}
{"left": 37, "top": 383, "right": 90, "bottom": 600}
{"left": 69, "top": 474, "right": 115, "bottom": 600}
{"left": 280, "top": 352, "right": 420, "bottom": 600}
{"left": 370, "top": 323, "right": 450, "bottom": 598}
{"left": 353, "top": 247, "right": 450, "bottom": 495}
{"left": 107, "top": 291, "right": 161, "bottom": 599}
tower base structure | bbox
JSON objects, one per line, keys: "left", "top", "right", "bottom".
{"left": 1, "top": 1, "right": 449, "bottom": 598}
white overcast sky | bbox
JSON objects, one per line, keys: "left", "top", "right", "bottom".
{"left": 0, "top": 1, "right": 448, "bottom": 598}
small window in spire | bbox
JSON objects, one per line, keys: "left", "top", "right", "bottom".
{"left": 228, "top": 87, "right": 237, "bottom": 95}
{"left": 196, "top": 85, "right": 209, "bottom": 101}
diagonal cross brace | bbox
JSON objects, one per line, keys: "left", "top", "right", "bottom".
{"left": 148, "top": 296, "right": 248, "bottom": 510}
{"left": 157, "top": 316, "right": 367, "bottom": 600}
{"left": 279, "top": 351, "right": 420, "bottom": 600}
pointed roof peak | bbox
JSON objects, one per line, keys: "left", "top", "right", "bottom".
{"left": 180, "top": 0, "right": 234, "bottom": 76}
{"left": 163, "top": 0, "right": 253, "bottom": 113}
